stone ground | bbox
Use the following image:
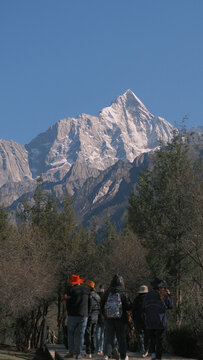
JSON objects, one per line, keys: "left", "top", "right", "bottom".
{"left": 46, "top": 344, "right": 197, "bottom": 360}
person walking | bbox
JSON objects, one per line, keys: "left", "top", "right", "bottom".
{"left": 96, "top": 284, "right": 105, "bottom": 355}
{"left": 84, "top": 280, "right": 101, "bottom": 358}
{"left": 65, "top": 274, "right": 90, "bottom": 359}
{"left": 143, "top": 276, "right": 173, "bottom": 360}
{"left": 101, "top": 274, "right": 132, "bottom": 360}
{"left": 132, "top": 285, "right": 149, "bottom": 358}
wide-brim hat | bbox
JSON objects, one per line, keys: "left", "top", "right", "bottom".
{"left": 69, "top": 274, "right": 84, "bottom": 285}
{"left": 137, "top": 285, "right": 148, "bottom": 293}
{"left": 85, "top": 280, "right": 95, "bottom": 290}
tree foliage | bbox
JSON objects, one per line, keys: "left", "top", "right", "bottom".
{"left": 128, "top": 130, "right": 203, "bottom": 325}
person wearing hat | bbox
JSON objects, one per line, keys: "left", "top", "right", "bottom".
{"left": 65, "top": 274, "right": 90, "bottom": 359}
{"left": 84, "top": 280, "right": 101, "bottom": 358}
{"left": 143, "top": 276, "right": 173, "bottom": 360}
{"left": 132, "top": 285, "right": 149, "bottom": 358}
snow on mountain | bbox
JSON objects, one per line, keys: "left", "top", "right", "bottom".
{"left": 25, "top": 89, "right": 174, "bottom": 180}
{"left": 0, "top": 140, "right": 32, "bottom": 187}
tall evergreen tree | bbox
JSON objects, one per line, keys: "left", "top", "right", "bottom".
{"left": 128, "top": 130, "right": 203, "bottom": 324}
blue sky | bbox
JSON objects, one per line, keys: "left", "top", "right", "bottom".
{"left": 0, "top": 0, "right": 203, "bottom": 144}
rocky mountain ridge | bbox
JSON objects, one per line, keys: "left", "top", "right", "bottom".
{"left": 0, "top": 140, "right": 32, "bottom": 187}
{"left": 2, "top": 90, "right": 202, "bottom": 228}
{"left": 0, "top": 90, "right": 174, "bottom": 191}
{"left": 25, "top": 89, "right": 174, "bottom": 182}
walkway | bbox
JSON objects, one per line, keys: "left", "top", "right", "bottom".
{"left": 45, "top": 344, "right": 197, "bottom": 360}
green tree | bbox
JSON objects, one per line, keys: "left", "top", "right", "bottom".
{"left": 128, "top": 130, "right": 203, "bottom": 324}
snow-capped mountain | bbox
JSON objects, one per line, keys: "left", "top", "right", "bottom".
{"left": 0, "top": 140, "right": 32, "bottom": 187}
{"left": 0, "top": 89, "right": 176, "bottom": 215}
{"left": 1, "top": 89, "right": 202, "bottom": 228}
{"left": 25, "top": 89, "right": 174, "bottom": 181}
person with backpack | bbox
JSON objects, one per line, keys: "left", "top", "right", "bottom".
{"left": 143, "top": 276, "right": 173, "bottom": 360}
{"left": 84, "top": 280, "right": 101, "bottom": 358}
{"left": 101, "top": 274, "right": 132, "bottom": 360}
{"left": 132, "top": 285, "right": 149, "bottom": 358}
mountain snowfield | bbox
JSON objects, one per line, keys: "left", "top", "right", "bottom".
{"left": 25, "top": 89, "right": 174, "bottom": 181}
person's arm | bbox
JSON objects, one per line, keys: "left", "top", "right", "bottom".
{"left": 131, "top": 298, "right": 137, "bottom": 322}
{"left": 122, "top": 292, "right": 132, "bottom": 311}
{"left": 164, "top": 290, "right": 173, "bottom": 309}
{"left": 100, "top": 290, "right": 109, "bottom": 316}
{"left": 88, "top": 291, "right": 93, "bottom": 315}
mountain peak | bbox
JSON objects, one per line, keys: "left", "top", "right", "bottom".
{"left": 112, "top": 89, "right": 148, "bottom": 113}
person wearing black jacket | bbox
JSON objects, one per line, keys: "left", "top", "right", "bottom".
{"left": 96, "top": 284, "right": 105, "bottom": 355}
{"left": 84, "top": 280, "right": 101, "bottom": 358}
{"left": 132, "top": 285, "right": 149, "bottom": 358}
{"left": 65, "top": 274, "right": 90, "bottom": 359}
{"left": 101, "top": 274, "right": 132, "bottom": 360}
{"left": 143, "top": 276, "right": 173, "bottom": 360}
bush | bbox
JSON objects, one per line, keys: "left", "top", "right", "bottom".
{"left": 0, "top": 317, "right": 15, "bottom": 346}
{"left": 166, "top": 326, "right": 198, "bottom": 358}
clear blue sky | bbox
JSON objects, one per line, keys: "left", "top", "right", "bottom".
{"left": 0, "top": 0, "right": 203, "bottom": 144}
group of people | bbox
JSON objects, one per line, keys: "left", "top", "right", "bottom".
{"left": 63, "top": 273, "right": 173, "bottom": 360}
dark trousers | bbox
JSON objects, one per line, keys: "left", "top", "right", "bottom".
{"left": 148, "top": 329, "right": 165, "bottom": 359}
{"left": 85, "top": 319, "right": 97, "bottom": 354}
{"left": 104, "top": 319, "right": 128, "bottom": 359}
{"left": 136, "top": 329, "right": 149, "bottom": 354}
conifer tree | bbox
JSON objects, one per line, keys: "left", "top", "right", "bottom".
{"left": 128, "top": 130, "right": 203, "bottom": 324}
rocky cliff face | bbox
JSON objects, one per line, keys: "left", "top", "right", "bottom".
{"left": 0, "top": 140, "right": 32, "bottom": 187}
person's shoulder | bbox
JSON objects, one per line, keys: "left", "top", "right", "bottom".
{"left": 147, "top": 289, "right": 156, "bottom": 295}
{"left": 81, "top": 284, "right": 91, "bottom": 294}
{"left": 118, "top": 288, "right": 130, "bottom": 301}
{"left": 94, "top": 291, "right": 101, "bottom": 300}
{"left": 144, "top": 289, "right": 156, "bottom": 300}
{"left": 71, "top": 284, "right": 87, "bottom": 292}
{"left": 133, "top": 294, "right": 139, "bottom": 301}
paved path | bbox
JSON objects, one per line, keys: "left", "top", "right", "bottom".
{"left": 45, "top": 345, "right": 197, "bottom": 360}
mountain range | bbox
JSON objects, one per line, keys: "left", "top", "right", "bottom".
{"left": 0, "top": 90, "right": 202, "bottom": 228}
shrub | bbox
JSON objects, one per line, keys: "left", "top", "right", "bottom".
{"left": 166, "top": 326, "right": 198, "bottom": 358}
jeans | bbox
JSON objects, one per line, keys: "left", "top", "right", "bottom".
{"left": 104, "top": 319, "right": 128, "bottom": 359}
{"left": 67, "top": 315, "right": 88, "bottom": 356}
{"left": 148, "top": 329, "right": 165, "bottom": 359}
{"left": 96, "top": 322, "right": 105, "bottom": 352}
